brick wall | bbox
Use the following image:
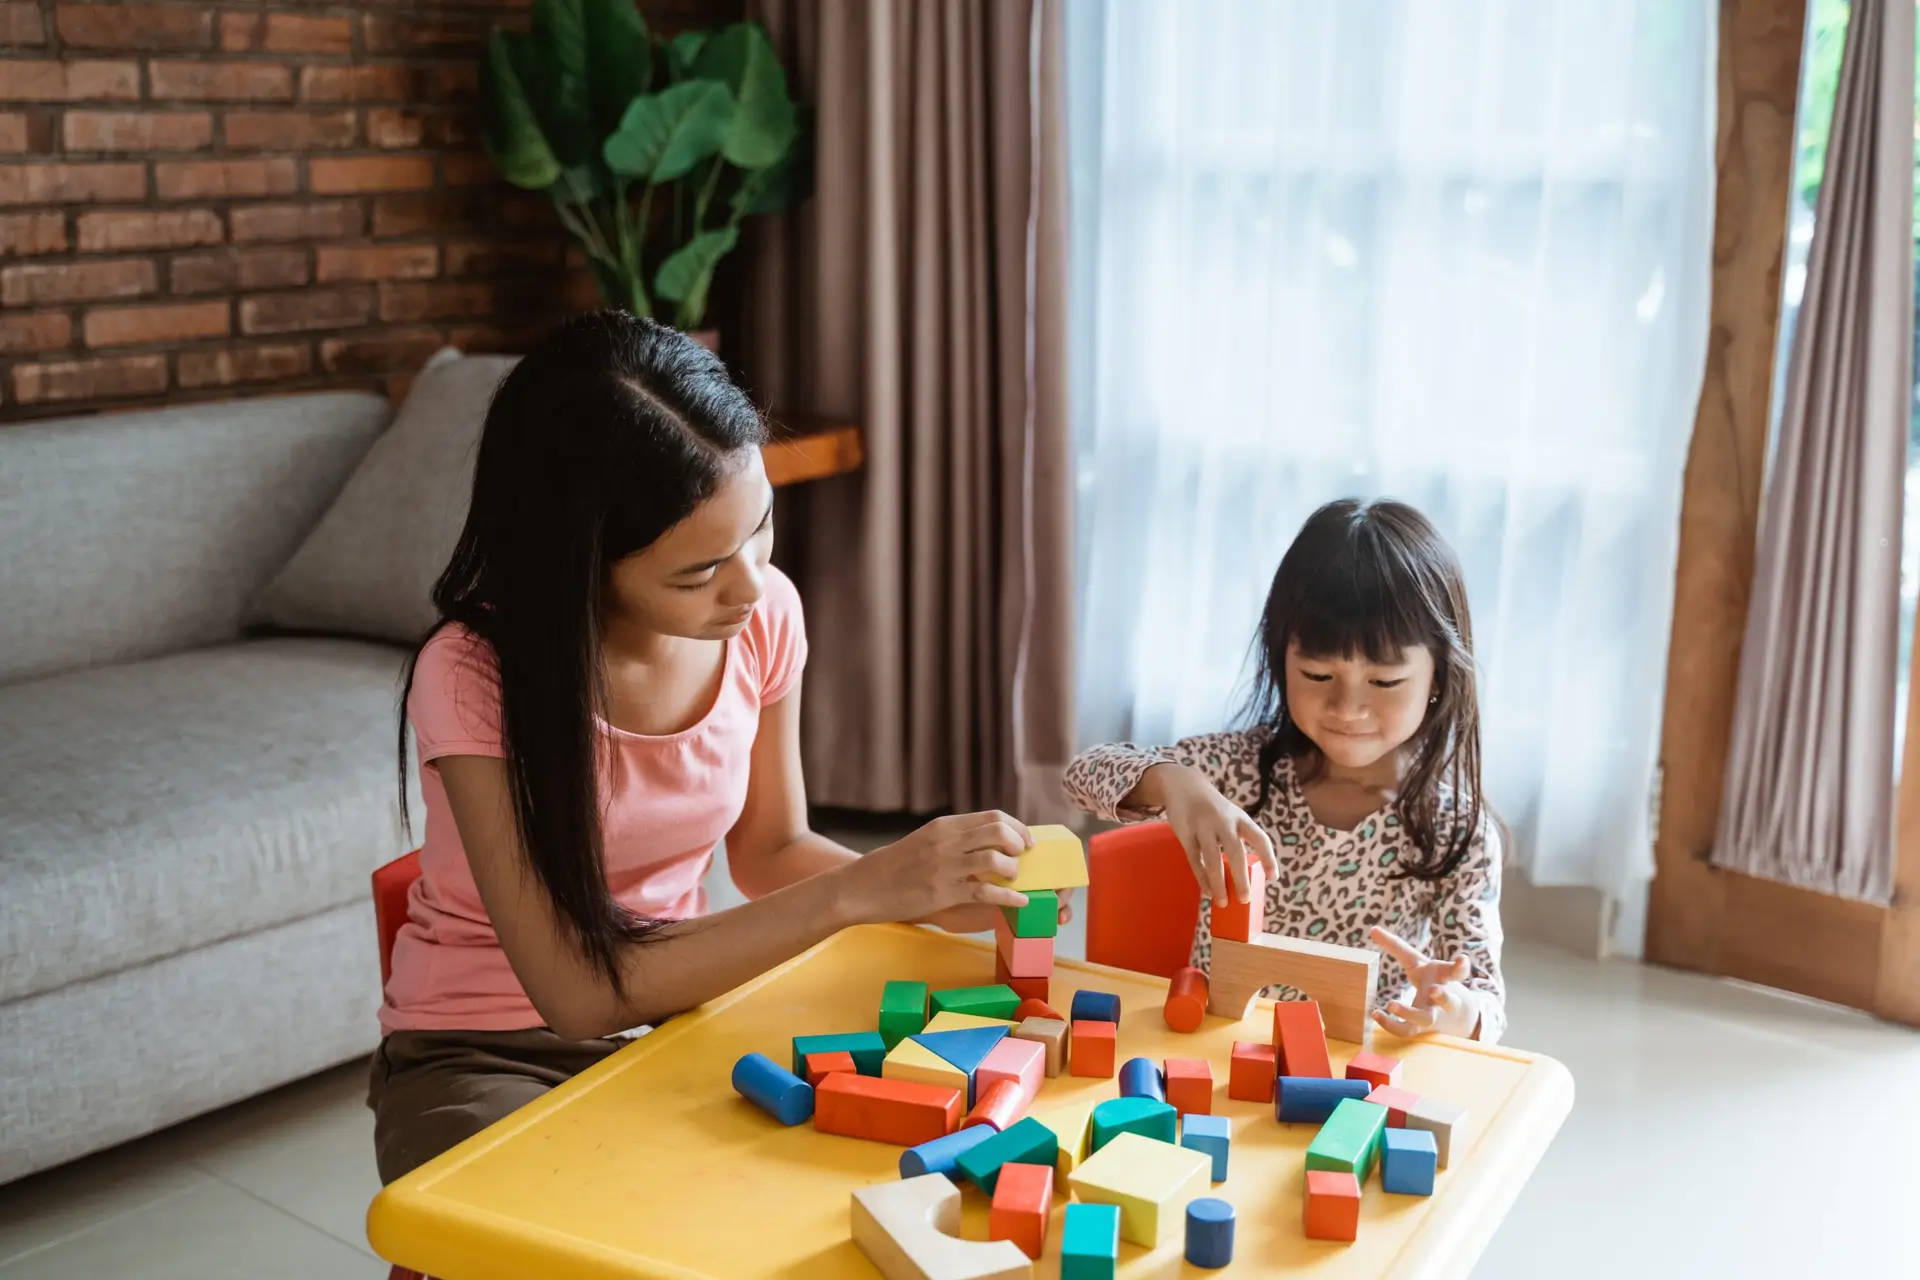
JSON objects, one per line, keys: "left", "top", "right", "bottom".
{"left": 0, "top": 1, "right": 736, "bottom": 420}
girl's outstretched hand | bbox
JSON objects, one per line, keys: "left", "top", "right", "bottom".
{"left": 838, "top": 811, "right": 1034, "bottom": 927}
{"left": 1153, "top": 764, "right": 1280, "bottom": 906}
{"left": 1369, "top": 926, "right": 1480, "bottom": 1039}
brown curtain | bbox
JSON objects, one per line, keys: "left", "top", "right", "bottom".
{"left": 1711, "top": 0, "right": 1914, "bottom": 901}
{"left": 739, "top": 0, "right": 1076, "bottom": 820}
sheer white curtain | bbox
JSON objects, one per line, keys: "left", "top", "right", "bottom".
{"left": 1066, "top": 0, "right": 1717, "bottom": 951}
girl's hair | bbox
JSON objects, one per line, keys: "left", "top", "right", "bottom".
{"left": 1242, "top": 498, "right": 1482, "bottom": 881}
{"left": 397, "top": 310, "right": 769, "bottom": 990}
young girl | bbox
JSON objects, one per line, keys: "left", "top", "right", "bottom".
{"left": 370, "top": 311, "right": 1049, "bottom": 1183}
{"left": 1063, "top": 498, "right": 1506, "bottom": 1042}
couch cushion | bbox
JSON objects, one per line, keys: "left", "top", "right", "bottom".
{"left": 0, "top": 638, "right": 416, "bottom": 1003}
{"left": 250, "top": 349, "right": 519, "bottom": 645}
{"left": 0, "top": 392, "right": 390, "bottom": 686}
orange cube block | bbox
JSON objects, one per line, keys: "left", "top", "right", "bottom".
{"left": 1209, "top": 855, "right": 1269, "bottom": 943}
{"left": 804, "top": 1050, "right": 858, "bottom": 1087}
{"left": 1069, "top": 1019, "right": 1117, "bottom": 1078}
{"left": 1365, "top": 1084, "right": 1421, "bottom": 1127}
{"left": 814, "top": 1072, "right": 963, "bottom": 1146}
{"left": 1228, "top": 1040, "right": 1276, "bottom": 1103}
{"left": 1164, "top": 1057, "right": 1212, "bottom": 1116}
{"left": 1304, "top": 1169, "right": 1361, "bottom": 1242}
{"left": 989, "top": 1160, "right": 1054, "bottom": 1260}
{"left": 1345, "top": 1051, "right": 1404, "bottom": 1092}
{"left": 1014, "top": 997, "right": 1064, "bottom": 1023}
{"left": 1273, "top": 1000, "right": 1333, "bottom": 1078}
{"left": 1164, "top": 967, "right": 1208, "bottom": 1033}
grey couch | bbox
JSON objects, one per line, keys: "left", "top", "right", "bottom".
{"left": 0, "top": 392, "right": 419, "bottom": 1184}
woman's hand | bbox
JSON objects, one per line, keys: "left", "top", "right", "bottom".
{"left": 1369, "top": 926, "right": 1480, "bottom": 1039}
{"left": 1148, "top": 763, "right": 1279, "bottom": 905}
{"left": 837, "top": 811, "right": 1034, "bottom": 926}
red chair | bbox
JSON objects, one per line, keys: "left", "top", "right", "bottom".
{"left": 1085, "top": 822, "right": 1200, "bottom": 978}
{"left": 371, "top": 851, "right": 427, "bottom": 1280}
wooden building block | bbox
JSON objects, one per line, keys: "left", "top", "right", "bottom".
{"left": 954, "top": 1116, "right": 1059, "bottom": 1195}
{"left": 1207, "top": 855, "right": 1268, "bottom": 943}
{"left": 1067, "top": 1132, "right": 1212, "bottom": 1249}
{"left": 1118, "top": 1057, "right": 1164, "bottom": 1103}
{"left": 1090, "top": 1096, "right": 1176, "bottom": 1152}
{"left": 1011, "top": 1017, "right": 1068, "bottom": 1077}
{"left": 885, "top": 1037, "right": 972, "bottom": 1099}
{"left": 931, "top": 985, "right": 1023, "bottom": 1021}
{"left": 1043, "top": 1100, "right": 1096, "bottom": 1178}
{"left": 806, "top": 1050, "right": 859, "bottom": 1087}
{"left": 1163, "top": 1058, "right": 1212, "bottom": 1117}
{"left": 1069, "top": 989, "right": 1121, "bottom": 1024}
{"left": 1164, "top": 967, "right": 1208, "bottom": 1032}
{"left": 1272, "top": 1000, "right": 1334, "bottom": 1079}
{"left": 1060, "top": 1203, "right": 1120, "bottom": 1280}
{"left": 965, "top": 1079, "right": 1027, "bottom": 1133}
{"left": 1183, "top": 1197, "right": 1235, "bottom": 1268}
{"left": 1365, "top": 1084, "right": 1421, "bottom": 1127}
{"left": 991, "top": 824, "right": 1089, "bottom": 892}
{"left": 1344, "top": 1051, "right": 1404, "bottom": 1092}
{"left": 924, "top": 1012, "right": 1017, "bottom": 1035}
{"left": 1402, "top": 1095, "right": 1465, "bottom": 1169}
{"left": 993, "top": 912, "right": 1056, "bottom": 978}
{"left": 900, "top": 1125, "right": 997, "bottom": 1181}
{"left": 1227, "top": 1041, "right": 1276, "bottom": 1103}
{"left": 1276, "top": 1076, "right": 1370, "bottom": 1125}
{"left": 976, "top": 1036, "right": 1045, "bottom": 1108}
{"left": 993, "top": 956, "right": 1051, "bottom": 1004}
{"left": 850, "top": 1174, "right": 1033, "bottom": 1280}
{"left": 988, "top": 1160, "right": 1054, "bottom": 1260}
{"left": 793, "top": 1031, "right": 887, "bottom": 1077}
{"left": 912, "top": 1026, "right": 1011, "bottom": 1103}
{"left": 816, "top": 1072, "right": 964, "bottom": 1147}
{"left": 1380, "top": 1127, "right": 1438, "bottom": 1196}
{"left": 1013, "top": 998, "right": 1063, "bottom": 1023}
{"left": 880, "top": 980, "right": 931, "bottom": 1049}
{"left": 1000, "top": 889, "right": 1059, "bottom": 939}
{"left": 731, "top": 1052, "right": 814, "bottom": 1126}
{"left": 1303, "top": 1170, "right": 1361, "bottom": 1243}
{"left": 1207, "top": 935, "right": 1377, "bottom": 1041}
{"left": 1305, "top": 1098, "right": 1388, "bottom": 1182}
{"left": 1179, "top": 1112, "right": 1231, "bottom": 1182}
{"left": 1069, "top": 1020, "right": 1116, "bottom": 1078}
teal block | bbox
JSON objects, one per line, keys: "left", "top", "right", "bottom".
{"left": 791, "top": 1032, "right": 887, "bottom": 1077}
{"left": 1090, "top": 1096, "right": 1176, "bottom": 1151}
{"left": 999, "top": 889, "right": 1059, "bottom": 938}
{"left": 953, "top": 1116, "right": 1058, "bottom": 1194}
{"left": 1061, "top": 1202, "right": 1121, "bottom": 1280}
{"left": 1305, "top": 1098, "right": 1388, "bottom": 1182}
{"left": 878, "top": 980, "right": 929, "bottom": 1049}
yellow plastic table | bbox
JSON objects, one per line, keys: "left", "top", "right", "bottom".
{"left": 367, "top": 925, "right": 1573, "bottom": 1279}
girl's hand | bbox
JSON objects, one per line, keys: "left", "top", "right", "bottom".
{"left": 1369, "top": 926, "right": 1480, "bottom": 1039}
{"left": 838, "top": 811, "right": 1033, "bottom": 926}
{"left": 1151, "top": 763, "right": 1279, "bottom": 906}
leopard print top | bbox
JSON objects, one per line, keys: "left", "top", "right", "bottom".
{"left": 1063, "top": 727, "right": 1507, "bottom": 1043}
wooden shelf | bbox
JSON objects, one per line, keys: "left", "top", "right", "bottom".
{"left": 763, "top": 414, "right": 864, "bottom": 488}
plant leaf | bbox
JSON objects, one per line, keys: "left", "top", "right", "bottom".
{"left": 603, "top": 80, "right": 733, "bottom": 182}
{"left": 531, "top": 0, "right": 594, "bottom": 164}
{"left": 730, "top": 102, "right": 811, "bottom": 216}
{"left": 666, "top": 31, "right": 708, "bottom": 81}
{"left": 693, "top": 23, "right": 798, "bottom": 170}
{"left": 655, "top": 227, "right": 739, "bottom": 329}
{"left": 481, "top": 31, "right": 562, "bottom": 190}
{"left": 583, "top": 0, "right": 651, "bottom": 136}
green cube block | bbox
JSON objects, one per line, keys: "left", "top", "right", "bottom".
{"left": 999, "top": 889, "right": 1059, "bottom": 939}
{"left": 1305, "top": 1098, "right": 1389, "bottom": 1182}
{"left": 791, "top": 1032, "right": 887, "bottom": 1077}
{"left": 1061, "top": 1202, "right": 1121, "bottom": 1280}
{"left": 930, "top": 984, "right": 1022, "bottom": 1020}
{"left": 954, "top": 1116, "right": 1058, "bottom": 1194}
{"left": 1090, "top": 1096, "right": 1176, "bottom": 1151}
{"left": 877, "top": 980, "right": 930, "bottom": 1049}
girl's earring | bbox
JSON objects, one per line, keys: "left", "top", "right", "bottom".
{"left": 1428, "top": 694, "right": 1439, "bottom": 705}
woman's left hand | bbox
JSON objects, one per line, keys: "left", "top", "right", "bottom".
{"left": 1368, "top": 926, "right": 1480, "bottom": 1039}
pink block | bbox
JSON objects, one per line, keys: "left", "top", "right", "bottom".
{"left": 991, "top": 912, "right": 1055, "bottom": 979}
{"left": 975, "top": 1035, "right": 1045, "bottom": 1109}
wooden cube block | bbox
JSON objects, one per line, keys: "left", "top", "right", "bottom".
{"left": 1381, "top": 1127, "right": 1438, "bottom": 1196}
{"left": 1344, "top": 1051, "right": 1403, "bottom": 1092}
{"left": 976, "top": 1036, "right": 1045, "bottom": 1109}
{"left": 1179, "top": 1112, "right": 1231, "bottom": 1182}
{"left": 1402, "top": 1095, "right": 1466, "bottom": 1169}
{"left": 883, "top": 1036, "right": 971, "bottom": 1100}
{"left": 851, "top": 1174, "right": 1030, "bottom": 1280}
{"left": 1090, "top": 1095, "right": 1176, "bottom": 1151}
{"left": 1067, "top": 1132, "right": 1212, "bottom": 1248}
{"left": 1365, "top": 1084, "right": 1421, "bottom": 1127}
{"left": 1060, "top": 1202, "right": 1120, "bottom": 1280}
{"left": 993, "top": 955, "right": 1051, "bottom": 1004}
{"left": 1044, "top": 1100, "right": 1096, "bottom": 1178}
{"left": 1000, "top": 887, "right": 1060, "bottom": 938}
{"left": 1163, "top": 1058, "right": 1212, "bottom": 1117}
{"left": 1208, "top": 855, "right": 1268, "bottom": 943}
{"left": 988, "top": 1160, "right": 1054, "bottom": 1260}
{"left": 993, "top": 911, "right": 1055, "bottom": 978}
{"left": 805, "top": 1050, "right": 858, "bottom": 1087}
{"left": 1227, "top": 1041, "right": 1276, "bottom": 1103}
{"left": 1272, "top": 1000, "right": 1334, "bottom": 1079}
{"left": 1012, "top": 1016, "right": 1068, "bottom": 1077}
{"left": 954, "top": 1115, "right": 1059, "bottom": 1195}
{"left": 1305, "top": 1098, "right": 1388, "bottom": 1182}
{"left": 792, "top": 1031, "right": 887, "bottom": 1077}
{"left": 990, "top": 823, "right": 1089, "bottom": 892}
{"left": 931, "top": 984, "right": 1023, "bottom": 1021}
{"left": 1303, "top": 1169, "right": 1361, "bottom": 1243}
{"left": 1069, "top": 1019, "right": 1116, "bottom": 1078}
{"left": 816, "top": 1072, "right": 964, "bottom": 1147}
{"left": 878, "top": 980, "right": 930, "bottom": 1050}
{"left": 1164, "top": 967, "right": 1208, "bottom": 1032}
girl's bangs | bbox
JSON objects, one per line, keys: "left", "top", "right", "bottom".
{"left": 1286, "top": 550, "right": 1432, "bottom": 665}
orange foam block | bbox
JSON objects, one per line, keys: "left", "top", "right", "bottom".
{"left": 814, "top": 1072, "right": 963, "bottom": 1146}
{"left": 1070, "top": 1019, "right": 1117, "bottom": 1078}
{"left": 1365, "top": 1084, "right": 1421, "bottom": 1127}
{"left": 1273, "top": 1000, "right": 1334, "bottom": 1079}
{"left": 1304, "top": 1169, "right": 1361, "bottom": 1242}
{"left": 1345, "top": 1051, "right": 1404, "bottom": 1092}
{"left": 1209, "top": 855, "right": 1269, "bottom": 943}
{"left": 804, "top": 1050, "right": 858, "bottom": 1087}
{"left": 1164, "top": 1058, "right": 1212, "bottom": 1116}
{"left": 1164, "top": 967, "right": 1208, "bottom": 1033}
{"left": 992, "top": 911, "right": 1055, "bottom": 979}
{"left": 1228, "top": 1041, "right": 1276, "bottom": 1103}
{"left": 988, "top": 1160, "right": 1054, "bottom": 1260}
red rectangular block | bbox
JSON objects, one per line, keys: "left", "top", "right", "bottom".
{"left": 1228, "top": 1040, "right": 1276, "bottom": 1103}
{"left": 1209, "top": 854, "right": 1269, "bottom": 942}
{"left": 813, "top": 1072, "right": 962, "bottom": 1146}
{"left": 989, "top": 1160, "right": 1053, "bottom": 1260}
{"left": 804, "top": 1050, "right": 857, "bottom": 1087}
{"left": 1164, "top": 1057, "right": 1212, "bottom": 1116}
{"left": 1345, "top": 1051, "right": 1404, "bottom": 1092}
{"left": 1365, "top": 1084, "right": 1421, "bottom": 1127}
{"left": 994, "top": 954, "right": 1050, "bottom": 1004}
{"left": 1273, "top": 1000, "right": 1333, "bottom": 1079}
{"left": 1069, "top": 1019, "right": 1116, "bottom": 1079}
{"left": 1304, "top": 1169, "right": 1361, "bottom": 1242}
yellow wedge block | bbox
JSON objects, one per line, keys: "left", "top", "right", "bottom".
{"left": 881, "top": 1037, "right": 970, "bottom": 1097}
{"left": 1067, "top": 1132, "right": 1212, "bottom": 1248}
{"left": 921, "top": 1012, "right": 1016, "bottom": 1035}
{"left": 1041, "top": 1100, "right": 1096, "bottom": 1179}
{"left": 991, "top": 824, "right": 1089, "bottom": 892}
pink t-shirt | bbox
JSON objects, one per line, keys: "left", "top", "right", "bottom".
{"left": 380, "top": 565, "right": 807, "bottom": 1033}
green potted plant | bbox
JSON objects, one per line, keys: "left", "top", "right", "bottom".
{"left": 480, "top": 0, "right": 806, "bottom": 345}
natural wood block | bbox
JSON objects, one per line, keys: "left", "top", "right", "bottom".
{"left": 988, "top": 1161, "right": 1053, "bottom": 1260}
{"left": 817, "top": 1073, "right": 964, "bottom": 1147}
{"left": 1207, "top": 934, "right": 1377, "bottom": 1042}
{"left": 990, "top": 824, "right": 1089, "bottom": 892}
{"left": 1208, "top": 855, "right": 1268, "bottom": 943}
{"left": 850, "top": 1174, "right": 1031, "bottom": 1280}
{"left": 1163, "top": 1057, "right": 1213, "bottom": 1117}
{"left": 1402, "top": 1095, "right": 1466, "bottom": 1169}
{"left": 1272, "top": 1000, "right": 1334, "bottom": 1079}
{"left": 805, "top": 1050, "right": 858, "bottom": 1087}
{"left": 1164, "top": 967, "right": 1208, "bottom": 1032}
{"left": 1303, "top": 1169, "right": 1361, "bottom": 1243}
{"left": 1069, "top": 1019, "right": 1116, "bottom": 1078}
{"left": 1012, "top": 1016, "right": 1069, "bottom": 1077}
{"left": 1227, "top": 1041, "right": 1276, "bottom": 1103}
{"left": 1067, "top": 1132, "right": 1212, "bottom": 1249}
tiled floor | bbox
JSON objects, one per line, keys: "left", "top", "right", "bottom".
{"left": 5, "top": 897, "right": 1917, "bottom": 1276}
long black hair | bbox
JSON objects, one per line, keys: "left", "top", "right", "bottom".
{"left": 1243, "top": 498, "right": 1483, "bottom": 881}
{"left": 398, "top": 310, "right": 768, "bottom": 989}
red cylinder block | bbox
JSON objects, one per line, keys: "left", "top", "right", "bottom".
{"left": 1164, "top": 966, "right": 1209, "bottom": 1032}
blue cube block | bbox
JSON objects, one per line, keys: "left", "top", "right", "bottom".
{"left": 1072, "top": 989, "right": 1121, "bottom": 1024}
{"left": 1276, "top": 1075, "right": 1371, "bottom": 1124}
{"left": 1381, "top": 1127, "right": 1439, "bottom": 1195}
{"left": 1061, "top": 1202, "right": 1121, "bottom": 1280}
{"left": 1180, "top": 1112, "right": 1232, "bottom": 1182}
{"left": 1184, "top": 1197, "right": 1235, "bottom": 1269}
